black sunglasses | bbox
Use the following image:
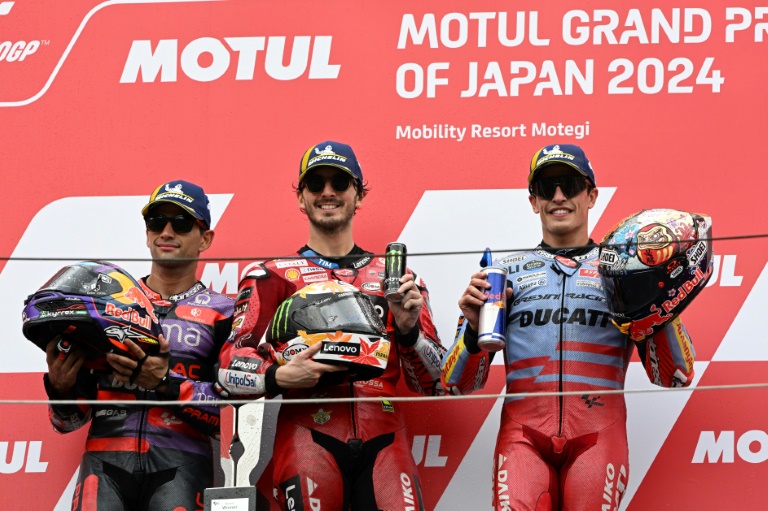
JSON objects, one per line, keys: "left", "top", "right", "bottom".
{"left": 531, "top": 175, "right": 589, "bottom": 200}
{"left": 304, "top": 173, "right": 353, "bottom": 194}
{"left": 145, "top": 214, "right": 199, "bottom": 233}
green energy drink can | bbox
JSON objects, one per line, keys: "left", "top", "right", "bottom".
{"left": 384, "top": 243, "right": 407, "bottom": 302}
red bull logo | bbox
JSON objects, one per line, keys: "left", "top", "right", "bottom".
{"left": 629, "top": 304, "right": 672, "bottom": 341}
{"left": 124, "top": 286, "right": 158, "bottom": 323}
{"left": 661, "top": 266, "right": 708, "bottom": 314}
{"left": 104, "top": 302, "right": 153, "bottom": 330}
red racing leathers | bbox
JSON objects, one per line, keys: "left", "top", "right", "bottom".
{"left": 441, "top": 243, "right": 696, "bottom": 511}
{"left": 44, "top": 279, "right": 234, "bottom": 511}
{"left": 217, "top": 246, "right": 444, "bottom": 510}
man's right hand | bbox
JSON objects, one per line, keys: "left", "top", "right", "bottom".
{"left": 45, "top": 338, "right": 85, "bottom": 398}
{"left": 458, "top": 271, "right": 492, "bottom": 332}
{"left": 274, "top": 342, "right": 347, "bottom": 389}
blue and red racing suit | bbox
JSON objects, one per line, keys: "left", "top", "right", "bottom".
{"left": 217, "top": 245, "right": 444, "bottom": 511}
{"left": 441, "top": 242, "right": 695, "bottom": 511}
{"left": 44, "top": 279, "right": 234, "bottom": 511}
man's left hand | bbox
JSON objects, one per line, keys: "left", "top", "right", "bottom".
{"left": 383, "top": 273, "right": 422, "bottom": 334}
{"left": 107, "top": 334, "right": 170, "bottom": 389}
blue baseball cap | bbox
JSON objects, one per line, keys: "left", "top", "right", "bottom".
{"left": 141, "top": 180, "right": 212, "bottom": 229}
{"left": 298, "top": 141, "right": 363, "bottom": 184}
{"left": 528, "top": 144, "right": 596, "bottom": 186}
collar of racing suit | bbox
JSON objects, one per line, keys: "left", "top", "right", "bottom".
{"left": 539, "top": 239, "right": 597, "bottom": 259}
{"left": 139, "top": 278, "right": 206, "bottom": 303}
{"left": 298, "top": 244, "right": 372, "bottom": 269}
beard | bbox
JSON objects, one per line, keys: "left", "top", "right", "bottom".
{"left": 148, "top": 245, "right": 196, "bottom": 269}
{"left": 305, "top": 200, "right": 356, "bottom": 234}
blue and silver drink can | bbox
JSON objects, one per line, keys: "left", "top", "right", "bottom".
{"left": 477, "top": 266, "right": 508, "bottom": 352}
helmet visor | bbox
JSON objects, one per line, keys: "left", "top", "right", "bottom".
{"left": 39, "top": 264, "right": 122, "bottom": 297}
{"left": 292, "top": 292, "right": 385, "bottom": 336}
{"left": 601, "top": 264, "right": 676, "bottom": 318}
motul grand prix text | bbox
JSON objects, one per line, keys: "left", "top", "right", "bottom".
{"left": 394, "top": 7, "right": 768, "bottom": 98}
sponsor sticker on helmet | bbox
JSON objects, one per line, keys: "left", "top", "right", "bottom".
{"left": 281, "top": 342, "right": 309, "bottom": 362}
{"left": 600, "top": 249, "right": 619, "bottom": 267}
{"left": 687, "top": 241, "right": 707, "bottom": 267}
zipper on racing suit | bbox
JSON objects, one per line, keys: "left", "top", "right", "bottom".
{"left": 137, "top": 389, "right": 148, "bottom": 472}
{"left": 136, "top": 302, "right": 172, "bottom": 471}
{"left": 347, "top": 381, "right": 363, "bottom": 456}
{"left": 557, "top": 270, "right": 567, "bottom": 438}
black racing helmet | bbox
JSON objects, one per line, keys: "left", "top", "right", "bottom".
{"left": 265, "top": 280, "right": 390, "bottom": 383}
{"left": 22, "top": 261, "right": 161, "bottom": 372}
{"left": 598, "top": 209, "right": 713, "bottom": 341}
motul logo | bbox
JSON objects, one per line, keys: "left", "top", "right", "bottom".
{"left": 0, "top": 441, "right": 48, "bottom": 474}
{"left": 120, "top": 36, "right": 340, "bottom": 83}
{"left": 0, "top": 2, "right": 13, "bottom": 15}
{"left": 693, "top": 430, "right": 768, "bottom": 463}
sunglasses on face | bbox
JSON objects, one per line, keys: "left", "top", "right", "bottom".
{"left": 144, "top": 214, "right": 199, "bottom": 233}
{"left": 303, "top": 173, "right": 354, "bottom": 194}
{"left": 531, "top": 175, "right": 589, "bottom": 200}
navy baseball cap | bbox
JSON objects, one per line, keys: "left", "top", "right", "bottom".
{"left": 141, "top": 180, "right": 212, "bottom": 229}
{"left": 528, "top": 144, "right": 596, "bottom": 186}
{"left": 298, "top": 141, "right": 363, "bottom": 184}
